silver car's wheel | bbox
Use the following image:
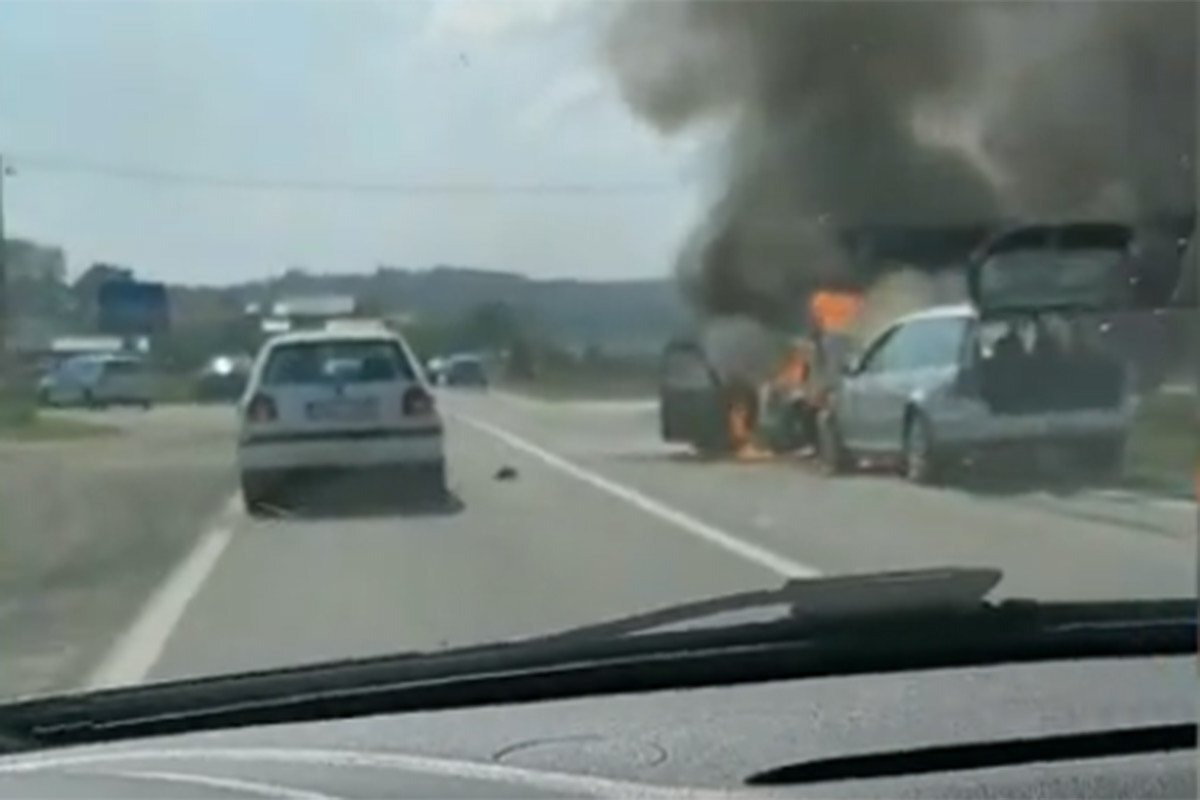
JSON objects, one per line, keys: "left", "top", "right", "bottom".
{"left": 902, "top": 413, "right": 939, "bottom": 485}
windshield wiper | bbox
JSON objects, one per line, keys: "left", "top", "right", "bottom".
{"left": 0, "top": 568, "right": 1193, "bottom": 752}
{"left": 0, "top": 725, "right": 41, "bottom": 756}
{"left": 534, "top": 566, "right": 1004, "bottom": 645}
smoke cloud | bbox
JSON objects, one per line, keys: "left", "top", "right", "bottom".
{"left": 605, "top": 1, "right": 1197, "bottom": 326}
{"left": 982, "top": 2, "right": 1196, "bottom": 221}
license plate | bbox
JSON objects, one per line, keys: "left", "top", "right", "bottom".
{"left": 307, "top": 398, "right": 378, "bottom": 422}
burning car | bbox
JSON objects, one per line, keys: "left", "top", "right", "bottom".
{"left": 659, "top": 291, "right": 864, "bottom": 458}
{"left": 662, "top": 219, "right": 1193, "bottom": 472}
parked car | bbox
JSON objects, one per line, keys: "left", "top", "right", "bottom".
{"left": 424, "top": 357, "right": 446, "bottom": 385}
{"left": 38, "top": 354, "right": 155, "bottom": 409}
{"left": 442, "top": 354, "right": 489, "bottom": 389}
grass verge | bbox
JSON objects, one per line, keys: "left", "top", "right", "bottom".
{"left": 0, "top": 384, "right": 36, "bottom": 428}
{"left": 503, "top": 378, "right": 656, "bottom": 401}
{"left": 1124, "top": 391, "right": 1195, "bottom": 498}
{"left": 1, "top": 386, "right": 117, "bottom": 441}
{"left": 0, "top": 413, "right": 118, "bottom": 442}
{"left": 500, "top": 362, "right": 658, "bottom": 401}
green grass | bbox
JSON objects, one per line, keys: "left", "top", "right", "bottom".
{"left": 0, "top": 383, "right": 36, "bottom": 428}
{"left": 495, "top": 355, "right": 660, "bottom": 401}
{"left": 1124, "top": 391, "right": 1195, "bottom": 496}
{"left": 0, "top": 381, "right": 116, "bottom": 441}
{"left": 155, "top": 374, "right": 198, "bottom": 404}
{"left": 501, "top": 371, "right": 657, "bottom": 401}
{"left": 0, "top": 413, "right": 118, "bottom": 442}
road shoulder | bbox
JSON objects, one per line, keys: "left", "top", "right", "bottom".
{"left": 0, "top": 407, "right": 234, "bottom": 699}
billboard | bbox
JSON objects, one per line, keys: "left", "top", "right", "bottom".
{"left": 97, "top": 280, "right": 170, "bottom": 335}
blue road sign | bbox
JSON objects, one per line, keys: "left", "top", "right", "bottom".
{"left": 97, "top": 280, "right": 170, "bottom": 335}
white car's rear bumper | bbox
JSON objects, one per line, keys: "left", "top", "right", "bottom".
{"left": 238, "top": 427, "right": 443, "bottom": 472}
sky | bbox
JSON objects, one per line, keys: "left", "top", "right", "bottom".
{"left": 0, "top": 0, "right": 705, "bottom": 284}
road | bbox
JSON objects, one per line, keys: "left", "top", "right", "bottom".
{"left": 3, "top": 394, "right": 1194, "bottom": 698}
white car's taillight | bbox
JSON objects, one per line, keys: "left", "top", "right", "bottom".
{"left": 246, "top": 393, "right": 278, "bottom": 422}
{"left": 402, "top": 386, "right": 435, "bottom": 416}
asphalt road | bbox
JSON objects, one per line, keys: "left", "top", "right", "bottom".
{"left": 3, "top": 394, "right": 1194, "bottom": 698}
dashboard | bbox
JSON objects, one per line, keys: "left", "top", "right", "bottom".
{"left": 0, "top": 656, "right": 1193, "bottom": 798}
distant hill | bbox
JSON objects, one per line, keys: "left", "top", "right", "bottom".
{"left": 214, "top": 266, "right": 690, "bottom": 355}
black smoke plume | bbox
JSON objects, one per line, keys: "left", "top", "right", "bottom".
{"left": 982, "top": 2, "right": 1196, "bottom": 222}
{"left": 606, "top": 1, "right": 1197, "bottom": 325}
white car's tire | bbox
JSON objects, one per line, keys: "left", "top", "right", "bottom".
{"left": 418, "top": 462, "right": 447, "bottom": 500}
{"left": 241, "top": 471, "right": 278, "bottom": 516}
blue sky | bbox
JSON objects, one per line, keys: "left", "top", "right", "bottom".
{"left": 0, "top": 0, "right": 704, "bottom": 283}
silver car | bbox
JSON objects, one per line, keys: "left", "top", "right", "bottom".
{"left": 38, "top": 354, "right": 156, "bottom": 409}
{"left": 816, "top": 304, "right": 1136, "bottom": 483}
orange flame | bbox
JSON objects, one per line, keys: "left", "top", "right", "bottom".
{"left": 810, "top": 290, "right": 864, "bottom": 333}
{"left": 728, "top": 394, "right": 772, "bottom": 461}
{"left": 773, "top": 344, "right": 810, "bottom": 389}
{"left": 728, "top": 400, "right": 753, "bottom": 448}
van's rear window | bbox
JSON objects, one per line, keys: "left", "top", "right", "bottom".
{"left": 263, "top": 341, "right": 414, "bottom": 386}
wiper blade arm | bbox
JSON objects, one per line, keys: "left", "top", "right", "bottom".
{"left": 4, "top": 594, "right": 1190, "bottom": 758}
{"left": 538, "top": 567, "right": 1003, "bottom": 645}
{"left": 0, "top": 569, "right": 1191, "bottom": 752}
{"left": 5, "top": 603, "right": 1191, "bottom": 752}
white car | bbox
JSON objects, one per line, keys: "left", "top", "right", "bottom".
{"left": 38, "top": 354, "right": 155, "bottom": 409}
{"left": 236, "top": 328, "right": 445, "bottom": 513}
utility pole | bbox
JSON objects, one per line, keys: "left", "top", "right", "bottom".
{"left": 0, "top": 153, "right": 8, "bottom": 382}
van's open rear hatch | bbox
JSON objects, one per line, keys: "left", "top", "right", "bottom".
{"left": 968, "top": 221, "right": 1193, "bottom": 315}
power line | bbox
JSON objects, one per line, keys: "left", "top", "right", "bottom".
{"left": 8, "top": 154, "right": 675, "bottom": 197}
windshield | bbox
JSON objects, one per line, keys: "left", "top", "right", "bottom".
{"left": 0, "top": 0, "right": 1193, "bottom": 709}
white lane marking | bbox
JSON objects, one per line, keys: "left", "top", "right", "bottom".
{"left": 1, "top": 747, "right": 737, "bottom": 800}
{"left": 453, "top": 412, "right": 820, "bottom": 579}
{"left": 82, "top": 768, "right": 342, "bottom": 800}
{"left": 85, "top": 494, "right": 241, "bottom": 690}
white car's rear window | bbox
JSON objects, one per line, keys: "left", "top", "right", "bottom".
{"left": 262, "top": 340, "right": 415, "bottom": 386}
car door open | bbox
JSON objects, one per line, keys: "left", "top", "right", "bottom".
{"left": 659, "top": 340, "right": 725, "bottom": 450}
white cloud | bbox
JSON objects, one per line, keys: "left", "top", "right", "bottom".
{"left": 1, "top": 0, "right": 703, "bottom": 282}
{"left": 423, "top": 0, "right": 592, "bottom": 47}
